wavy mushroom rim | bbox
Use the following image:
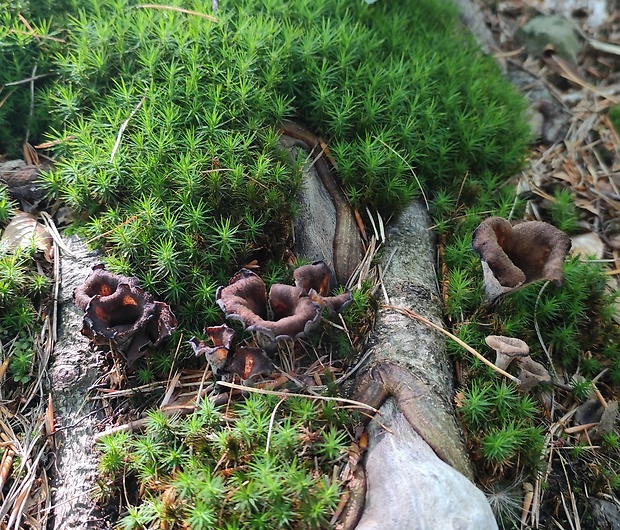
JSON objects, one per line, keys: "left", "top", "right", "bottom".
{"left": 78, "top": 275, "right": 176, "bottom": 367}
{"left": 215, "top": 262, "right": 352, "bottom": 346}
{"left": 472, "top": 217, "right": 571, "bottom": 302}
{"left": 73, "top": 264, "right": 140, "bottom": 311}
{"left": 485, "top": 334, "right": 530, "bottom": 371}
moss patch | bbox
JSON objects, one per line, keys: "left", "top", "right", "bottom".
{"left": 25, "top": 0, "right": 531, "bottom": 335}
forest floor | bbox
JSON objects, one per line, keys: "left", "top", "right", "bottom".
{"left": 463, "top": 0, "right": 620, "bottom": 528}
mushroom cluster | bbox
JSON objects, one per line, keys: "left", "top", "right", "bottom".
{"left": 216, "top": 261, "right": 352, "bottom": 346}
{"left": 472, "top": 217, "right": 571, "bottom": 302}
{"left": 485, "top": 335, "right": 551, "bottom": 392}
{"left": 189, "top": 324, "right": 274, "bottom": 382}
{"left": 74, "top": 265, "right": 177, "bottom": 366}
{"left": 190, "top": 261, "right": 352, "bottom": 381}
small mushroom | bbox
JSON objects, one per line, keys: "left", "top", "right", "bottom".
{"left": 76, "top": 266, "right": 176, "bottom": 367}
{"left": 472, "top": 217, "right": 571, "bottom": 302}
{"left": 226, "top": 346, "right": 274, "bottom": 382}
{"left": 294, "top": 261, "right": 333, "bottom": 296}
{"left": 485, "top": 335, "right": 530, "bottom": 371}
{"left": 73, "top": 264, "right": 138, "bottom": 311}
{"left": 189, "top": 324, "right": 235, "bottom": 374}
{"left": 516, "top": 357, "right": 551, "bottom": 392}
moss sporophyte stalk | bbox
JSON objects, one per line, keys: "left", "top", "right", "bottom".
{"left": 2, "top": 0, "right": 619, "bottom": 527}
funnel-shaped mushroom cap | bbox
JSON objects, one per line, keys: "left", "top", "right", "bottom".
{"left": 472, "top": 217, "right": 571, "bottom": 301}
{"left": 294, "top": 261, "right": 333, "bottom": 296}
{"left": 227, "top": 346, "right": 274, "bottom": 381}
{"left": 82, "top": 282, "right": 176, "bottom": 367}
{"left": 189, "top": 324, "right": 235, "bottom": 374}
{"left": 246, "top": 284, "right": 321, "bottom": 341}
{"left": 517, "top": 356, "right": 551, "bottom": 392}
{"left": 216, "top": 269, "right": 267, "bottom": 326}
{"left": 485, "top": 335, "right": 530, "bottom": 371}
{"left": 73, "top": 264, "right": 138, "bottom": 311}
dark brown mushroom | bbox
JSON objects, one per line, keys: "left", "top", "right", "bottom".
{"left": 226, "top": 346, "right": 274, "bottom": 382}
{"left": 216, "top": 264, "right": 353, "bottom": 345}
{"left": 73, "top": 264, "right": 138, "bottom": 311}
{"left": 294, "top": 261, "right": 333, "bottom": 296}
{"left": 77, "top": 267, "right": 176, "bottom": 367}
{"left": 308, "top": 289, "right": 353, "bottom": 313}
{"left": 294, "top": 261, "right": 352, "bottom": 313}
{"left": 252, "top": 284, "right": 322, "bottom": 341}
{"left": 216, "top": 269, "right": 267, "bottom": 327}
{"left": 472, "top": 217, "right": 571, "bottom": 302}
{"left": 516, "top": 356, "right": 551, "bottom": 392}
{"left": 189, "top": 324, "right": 235, "bottom": 374}
{"left": 485, "top": 335, "right": 530, "bottom": 371}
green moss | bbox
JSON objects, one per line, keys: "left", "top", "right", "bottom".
{"left": 35, "top": 0, "right": 529, "bottom": 335}
{"left": 0, "top": 197, "right": 52, "bottom": 386}
{"left": 609, "top": 104, "right": 620, "bottom": 134}
{"left": 98, "top": 394, "right": 351, "bottom": 529}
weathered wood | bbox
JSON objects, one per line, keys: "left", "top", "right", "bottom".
{"left": 350, "top": 202, "right": 498, "bottom": 529}
{"left": 49, "top": 237, "right": 102, "bottom": 530}
{"left": 281, "top": 121, "right": 363, "bottom": 285}
{"left": 356, "top": 398, "right": 497, "bottom": 530}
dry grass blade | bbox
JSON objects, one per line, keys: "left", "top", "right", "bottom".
{"left": 0, "top": 447, "right": 15, "bottom": 490}
{"left": 376, "top": 137, "right": 429, "bottom": 210}
{"left": 160, "top": 371, "right": 182, "bottom": 407}
{"left": 383, "top": 304, "right": 521, "bottom": 383}
{"left": 0, "top": 88, "right": 17, "bottom": 110}
{"left": 0, "top": 357, "right": 9, "bottom": 382}
{"left": 135, "top": 4, "right": 218, "bottom": 22}
{"left": 216, "top": 381, "right": 382, "bottom": 413}
{"left": 264, "top": 397, "right": 287, "bottom": 453}
{"left": 109, "top": 96, "right": 146, "bottom": 163}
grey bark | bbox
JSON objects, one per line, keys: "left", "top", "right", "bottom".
{"left": 351, "top": 203, "right": 498, "bottom": 529}
{"left": 49, "top": 237, "right": 102, "bottom": 530}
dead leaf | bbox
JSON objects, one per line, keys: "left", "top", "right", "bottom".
{"left": 1, "top": 211, "right": 53, "bottom": 261}
{"left": 570, "top": 232, "right": 605, "bottom": 259}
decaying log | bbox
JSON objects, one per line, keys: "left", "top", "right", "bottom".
{"left": 280, "top": 121, "right": 363, "bottom": 285}
{"left": 350, "top": 202, "right": 497, "bottom": 529}
{"left": 49, "top": 237, "right": 103, "bottom": 529}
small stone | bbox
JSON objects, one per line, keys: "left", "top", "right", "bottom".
{"left": 517, "top": 15, "right": 582, "bottom": 63}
